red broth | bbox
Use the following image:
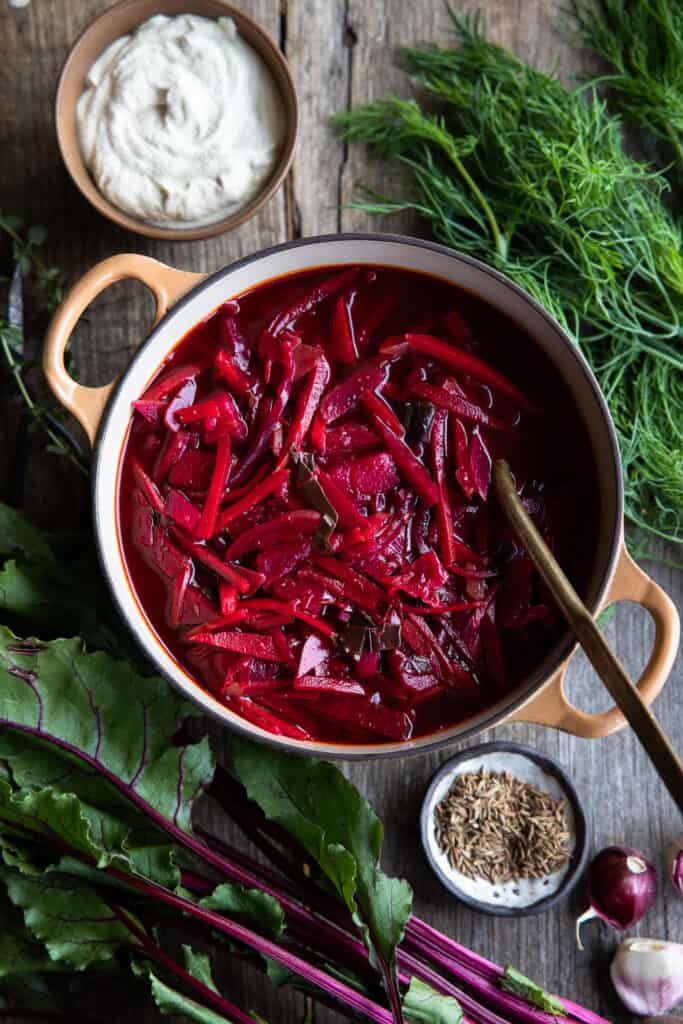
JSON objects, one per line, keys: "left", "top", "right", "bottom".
{"left": 118, "top": 264, "right": 598, "bottom": 744}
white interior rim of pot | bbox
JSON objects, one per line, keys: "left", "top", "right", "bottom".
{"left": 93, "top": 233, "right": 623, "bottom": 759}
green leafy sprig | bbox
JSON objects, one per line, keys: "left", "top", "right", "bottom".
{"left": 574, "top": 0, "right": 683, "bottom": 164}
{"left": 0, "top": 213, "right": 89, "bottom": 476}
{"left": 0, "top": 214, "right": 63, "bottom": 316}
{"left": 334, "top": 14, "right": 683, "bottom": 550}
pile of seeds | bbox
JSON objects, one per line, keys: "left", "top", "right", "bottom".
{"left": 433, "top": 768, "right": 572, "bottom": 884}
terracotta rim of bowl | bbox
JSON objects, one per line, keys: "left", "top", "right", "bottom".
{"left": 55, "top": 0, "right": 298, "bottom": 241}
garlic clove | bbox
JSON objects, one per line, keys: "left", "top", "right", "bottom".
{"left": 610, "top": 938, "right": 683, "bottom": 1015}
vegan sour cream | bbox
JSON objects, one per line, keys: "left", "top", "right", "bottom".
{"left": 76, "top": 14, "right": 285, "bottom": 229}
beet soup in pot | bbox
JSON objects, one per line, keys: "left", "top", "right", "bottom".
{"left": 43, "top": 235, "right": 679, "bottom": 757}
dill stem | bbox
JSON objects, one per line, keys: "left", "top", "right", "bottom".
{"left": 456, "top": 158, "right": 507, "bottom": 261}
{"left": 664, "top": 121, "right": 683, "bottom": 163}
{"left": 436, "top": 134, "right": 507, "bottom": 261}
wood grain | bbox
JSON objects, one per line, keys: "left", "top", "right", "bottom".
{"left": 0, "top": 1, "right": 681, "bottom": 1022}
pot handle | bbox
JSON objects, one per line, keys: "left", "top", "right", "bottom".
{"left": 43, "top": 254, "right": 206, "bottom": 446}
{"left": 509, "top": 544, "right": 680, "bottom": 738}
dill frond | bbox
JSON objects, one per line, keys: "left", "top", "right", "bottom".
{"left": 574, "top": 0, "right": 683, "bottom": 164}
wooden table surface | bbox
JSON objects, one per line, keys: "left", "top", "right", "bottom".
{"left": 1, "top": 1, "right": 681, "bottom": 1022}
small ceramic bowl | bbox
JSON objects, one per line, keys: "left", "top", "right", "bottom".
{"left": 55, "top": 0, "right": 298, "bottom": 241}
{"left": 421, "top": 741, "right": 589, "bottom": 916}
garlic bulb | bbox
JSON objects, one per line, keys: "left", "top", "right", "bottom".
{"left": 610, "top": 938, "right": 683, "bottom": 1015}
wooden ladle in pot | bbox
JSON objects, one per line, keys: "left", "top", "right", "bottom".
{"left": 494, "top": 459, "right": 683, "bottom": 816}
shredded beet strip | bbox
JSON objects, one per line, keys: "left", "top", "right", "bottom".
{"left": 167, "top": 564, "right": 192, "bottom": 627}
{"left": 291, "top": 608, "right": 338, "bottom": 639}
{"left": 184, "top": 609, "right": 254, "bottom": 636}
{"left": 329, "top": 293, "right": 358, "bottom": 364}
{"left": 187, "top": 599, "right": 336, "bottom": 640}
{"left": 319, "top": 365, "right": 388, "bottom": 424}
{"left": 311, "top": 554, "right": 388, "bottom": 605}
{"left": 297, "top": 568, "right": 379, "bottom": 615}
{"left": 178, "top": 393, "right": 247, "bottom": 441}
{"left": 216, "top": 469, "right": 290, "bottom": 531}
{"left": 230, "top": 342, "right": 296, "bottom": 486}
{"left": 131, "top": 459, "right": 165, "bottom": 514}
{"left": 190, "top": 630, "right": 285, "bottom": 661}
{"left": 133, "top": 398, "right": 167, "bottom": 424}
{"left": 170, "top": 528, "right": 256, "bottom": 594}
{"left": 222, "top": 679, "right": 288, "bottom": 696}
{"left": 225, "top": 511, "right": 321, "bottom": 560}
{"left": 316, "top": 470, "right": 370, "bottom": 531}
{"left": 404, "top": 614, "right": 477, "bottom": 691}
{"left": 293, "top": 676, "right": 366, "bottom": 695}
{"left": 399, "top": 333, "right": 533, "bottom": 409}
{"left": 214, "top": 347, "right": 254, "bottom": 394}
{"left": 368, "top": 413, "right": 439, "bottom": 507}
{"left": 195, "top": 435, "right": 232, "bottom": 540}
{"left": 219, "top": 583, "right": 238, "bottom": 614}
{"left": 263, "top": 267, "right": 359, "bottom": 340}
{"left": 153, "top": 430, "right": 191, "bottom": 484}
{"left": 165, "top": 489, "right": 201, "bottom": 533}
{"left": 278, "top": 355, "right": 331, "bottom": 466}
{"left": 309, "top": 410, "right": 327, "bottom": 452}
{"left": 412, "top": 382, "right": 512, "bottom": 432}
{"left": 360, "top": 390, "right": 405, "bottom": 436}
{"left": 429, "top": 410, "right": 453, "bottom": 563}
{"left": 232, "top": 697, "right": 313, "bottom": 739}
{"left": 141, "top": 362, "right": 203, "bottom": 402}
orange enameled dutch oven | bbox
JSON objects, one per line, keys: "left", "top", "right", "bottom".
{"left": 43, "top": 235, "right": 680, "bottom": 758}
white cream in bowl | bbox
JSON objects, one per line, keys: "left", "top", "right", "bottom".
{"left": 76, "top": 14, "right": 285, "bottom": 229}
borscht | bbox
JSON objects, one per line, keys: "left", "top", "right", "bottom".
{"left": 118, "top": 264, "right": 597, "bottom": 744}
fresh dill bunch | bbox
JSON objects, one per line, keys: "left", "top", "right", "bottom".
{"left": 334, "top": 15, "right": 683, "bottom": 548}
{"left": 574, "top": 0, "right": 683, "bottom": 164}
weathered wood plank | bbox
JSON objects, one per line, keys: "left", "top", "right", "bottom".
{"left": 287, "top": 0, "right": 349, "bottom": 237}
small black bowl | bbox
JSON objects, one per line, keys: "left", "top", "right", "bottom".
{"left": 420, "top": 741, "right": 589, "bottom": 917}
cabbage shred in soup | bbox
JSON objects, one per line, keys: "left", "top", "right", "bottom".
{"left": 118, "top": 264, "right": 597, "bottom": 743}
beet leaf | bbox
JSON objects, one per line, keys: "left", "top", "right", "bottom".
{"left": 0, "top": 628, "right": 213, "bottom": 839}
{"left": 0, "top": 503, "right": 140, "bottom": 664}
{"left": 0, "top": 888, "right": 59, "bottom": 979}
{"left": 1, "top": 867, "right": 131, "bottom": 969}
{"left": 0, "top": 504, "right": 56, "bottom": 568}
{"left": 200, "top": 883, "right": 284, "bottom": 941}
{"left": 402, "top": 977, "right": 463, "bottom": 1024}
{"left": 231, "top": 738, "right": 412, "bottom": 1022}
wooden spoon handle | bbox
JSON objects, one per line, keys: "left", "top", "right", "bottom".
{"left": 493, "top": 460, "right": 683, "bottom": 817}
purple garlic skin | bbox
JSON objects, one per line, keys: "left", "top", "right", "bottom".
{"left": 576, "top": 846, "right": 657, "bottom": 949}
{"left": 587, "top": 846, "right": 657, "bottom": 928}
{"left": 611, "top": 939, "right": 683, "bottom": 1015}
{"left": 668, "top": 835, "right": 683, "bottom": 898}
